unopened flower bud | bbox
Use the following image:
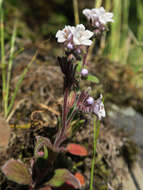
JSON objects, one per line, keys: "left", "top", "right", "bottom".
{"left": 101, "top": 25, "right": 106, "bottom": 31}
{"left": 86, "top": 96, "right": 94, "bottom": 105}
{"left": 96, "top": 21, "right": 100, "bottom": 27}
{"left": 94, "top": 29, "right": 101, "bottom": 35}
{"left": 38, "top": 151, "right": 44, "bottom": 157}
{"left": 81, "top": 68, "right": 88, "bottom": 76}
{"left": 76, "top": 48, "right": 81, "bottom": 54}
{"left": 67, "top": 42, "right": 74, "bottom": 49}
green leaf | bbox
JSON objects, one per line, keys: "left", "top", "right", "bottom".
{"left": 76, "top": 61, "right": 82, "bottom": 72}
{"left": 43, "top": 145, "right": 48, "bottom": 159}
{"left": 1, "top": 159, "right": 31, "bottom": 185}
{"left": 47, "top": 169, "right": 81, "bottom": 188}
{"left": 87, "top": 74, "right": 99, "bottom": 83}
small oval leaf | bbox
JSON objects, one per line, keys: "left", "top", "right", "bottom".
{"left": 87, "top": 74, "right": 99, "bottom": 83}
{"left": 1, "top": 159, "right": 31, "bottom": 185}
{"left": 74, "top": 172, "right": 85, "bottom": 187}
{"left": 47, "top": 169, "right": 81, "bottom": 189}
{"left": 67, "top": 143, "right": 88, "bottom": 156}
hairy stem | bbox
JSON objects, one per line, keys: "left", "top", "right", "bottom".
{"left": 54, "top": 88, "right": 69, "bottom": 147}
{"left": 62, "top": 88, "right": 69, "bottom": 130}
{"left": 66, "top": 107, "right": 77, "bottom": 129}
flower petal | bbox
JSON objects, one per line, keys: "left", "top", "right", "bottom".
{"left": 82, "top": 39, "right": 93, "bottom": 46}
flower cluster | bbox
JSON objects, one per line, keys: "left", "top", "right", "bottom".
{"left": 92, "top": 94, "right": 106, "bottom": 120}
{"left": 77, "top": 91, "right": 106, "bottom": 120}
{"left": 55, "top": 6, "right": 112, "bottom": 120}
{"left": 83, "top": 7, "right": 114, "bottom": 26}
{"left": 56, "top": 24, "right": 94, "bottom": 48}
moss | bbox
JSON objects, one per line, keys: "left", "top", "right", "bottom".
{"left": 94, "top": 156, "right": 111, "bottom": 190}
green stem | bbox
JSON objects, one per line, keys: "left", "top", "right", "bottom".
{"left": 6, "top": 51, "right": 38, "bottom": 118}
{"left": 90, "top": 117, "right": 100, "bottom": 190}
{"left": 110, "top": 0, "right": 121, "bottom": 61}
{"left": 0, "top": 1, "right": 6, "bottom": 113}
{"left": 5, "top": 21, "right": 17, "bottom": 117}
{"left": 73, "top": 0, "right": 79, "bottom": 25}
{"left": 94, "top": 0, "right": 102, "bottom": 8}
{"left": 137, "top": 0, "right": 143, "bottom": 41}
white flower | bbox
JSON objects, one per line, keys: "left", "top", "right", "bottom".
{"left": 56, "top": 24, "right": 93, "bottom": 47}
{"left": 83, "top": 7, "right": 114, "bottom": 25}
{"left": 56, "top": 25, "right": 75, "bottom": 43}
{"left": 93, "top": 7, "right": 114, "bottom": 24}
{"left": 73, "top": 24, "right": 94, "bottom": 46}
{"left": 93, "top": 94, "right": 106, "bottom": 120}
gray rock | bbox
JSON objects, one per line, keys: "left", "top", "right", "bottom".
{"left": 108, "top": 105, "right": 143, "bottom": 147}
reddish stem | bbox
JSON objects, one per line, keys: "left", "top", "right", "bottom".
{"left": 62, "top": 88, "right": 69, "bottom": 130}
{"left": 66, "top": 107, "right": 77, "bottom": 129}
{"left": 54, "top": 88, "right": 69, "bottom": 147}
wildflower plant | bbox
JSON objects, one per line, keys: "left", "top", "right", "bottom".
{"left": 1, "top": 6, "right": 113, "bottom": 190}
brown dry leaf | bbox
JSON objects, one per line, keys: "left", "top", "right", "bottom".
{"left": 39, "top": 103, "right": 60, "bottom": 116}
{"left": 10, "top": 123, "right": 31, "bottom": 129}
{"left": 0, "top": 114, "right": 11, "bottom": 151}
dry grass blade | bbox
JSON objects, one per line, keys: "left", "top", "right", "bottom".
{"left": 73, "top": 0, "right": 79, "bottom": 25}
{"left": 94, "top": 0, "right": 102, "bottom": 8}
{"left": 39, "top": 103, "right": 60, "bottom": 116}
{"left": 0, "top": 114, "right": 11, "bottom": 151}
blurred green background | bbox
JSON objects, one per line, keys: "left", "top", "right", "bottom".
{"left": 5, "top": 0, "right": 143, "bottom": 65}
